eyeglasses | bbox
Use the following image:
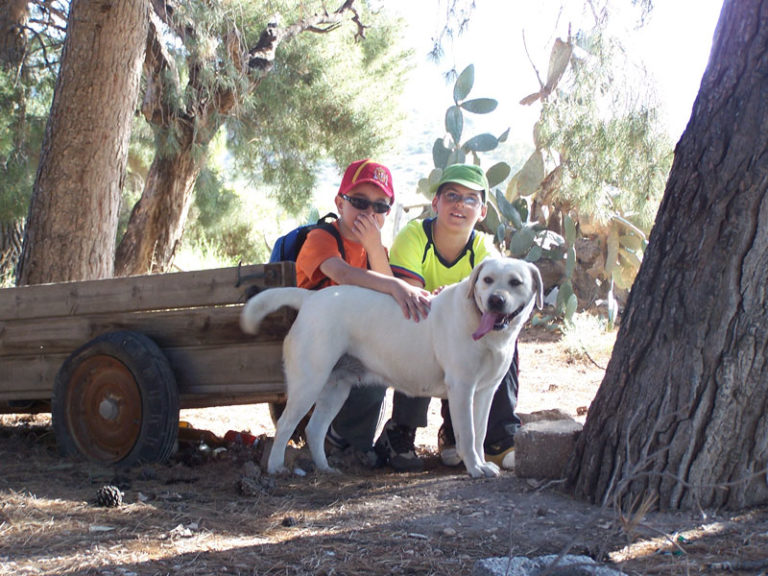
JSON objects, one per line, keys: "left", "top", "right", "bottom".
{"left": 441, "top": 190, "right": 482, "bottom": 208}
{"left": 340, "top": 193, "right": 391, "bottom": 214}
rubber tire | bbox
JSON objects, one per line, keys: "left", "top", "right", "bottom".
{"left": 52, "top": 330, "right": 179, "bottom": 466}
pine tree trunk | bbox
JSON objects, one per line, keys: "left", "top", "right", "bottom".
{"left": 0, "top": 0, "right": 28, "bottom": 71}
{"left": 16, "top": 0, "right": 148, "bottom": 285}
{"left": 567, "top": 0, "right": 768, "bottom": 511}
{"left": 0, "top": 219, "right": 23, "bottom": 282}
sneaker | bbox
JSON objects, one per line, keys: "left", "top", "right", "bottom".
{"left": 485, "top": 439, "right": 515, "bottom": 470}
{"left": 354, "top": 448, "right": 384, "bottom": 469}
{"left": 437, "top": 423, "right": 462, "bottom": 467}
{"left": 374, "top": 419, "right": 424, "bottom": 472}
{"left": 325, "top": 425, "right": 350, "bottom": 452}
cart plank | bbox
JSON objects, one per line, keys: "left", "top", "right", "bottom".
{"left": 0, "top": 306, "right": 295, "bottom": 357}
{"left": 0, "top": 262, "right": 294, "bottom": 320}
{"left": 1, "top": 341, "right": 288, "bottom": 406}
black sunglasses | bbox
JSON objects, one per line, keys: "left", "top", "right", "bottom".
{"left": 340, "top": 193, "right": 391, "bottom": 214}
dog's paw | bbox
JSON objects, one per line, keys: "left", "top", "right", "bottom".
{"left": 480, "top": 461, "right": 501, "bottom": 478}
{"left": 267, "top": 464, "right": 291, "bottom": 476}
{"left": 466, "top": 461, "right": 501, "bottom": 478}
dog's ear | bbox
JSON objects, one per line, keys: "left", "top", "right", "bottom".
{"left": 467, "top": 259, "right": 488, "bottom": 299}
{"left": 528, "top": 262, "right": 544, "bottom": 309}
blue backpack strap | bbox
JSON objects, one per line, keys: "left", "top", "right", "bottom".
{"left": 314, "top": 213, "right": 344, "bottom": 261}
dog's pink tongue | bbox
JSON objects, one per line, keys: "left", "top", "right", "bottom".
{"left": 472, "top": 312, "right": 497, "bottom": 341}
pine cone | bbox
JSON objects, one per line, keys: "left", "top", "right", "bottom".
{"left": 96, "top": 485, "right": 123, "bottom": 508}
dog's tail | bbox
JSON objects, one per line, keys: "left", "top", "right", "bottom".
{"left": 240, "top": 287, "right": 312, "bottom": 335}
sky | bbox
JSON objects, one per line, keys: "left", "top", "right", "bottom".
{"left": 362, "top": 0, "right": 725, "bottom": 207}
{"left": 388, "top": 0, "right": 724, "bottom": 136}
{"left": 291, "top": 0, "right": 725, "bottom": 243}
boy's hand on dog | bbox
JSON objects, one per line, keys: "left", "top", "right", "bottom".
{"left": 392, "top": 280, "right": 431, "bottom": 322}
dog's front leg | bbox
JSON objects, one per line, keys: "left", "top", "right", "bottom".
{"left": 446, "top": 383, "right": 493, "bottom": 478}
{"left": 473, "top": 386, "right": 500, "bottom": 477}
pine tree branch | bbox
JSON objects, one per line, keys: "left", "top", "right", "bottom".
{"left": 141, "top": 0, "right": 368, "bottom": 137}
{"left": 248, "top": 1, "right": 365, "bottom": 73}
{"left": 141, "top": 9, "right": 183, "bottom": 129}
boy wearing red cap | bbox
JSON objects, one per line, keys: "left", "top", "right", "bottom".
{"left": 293, "top": 159, "right": 430, "bottom": 465}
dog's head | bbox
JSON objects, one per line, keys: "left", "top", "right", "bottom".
{"left": 467, "top": 257, "right": 543, "bottom": 341}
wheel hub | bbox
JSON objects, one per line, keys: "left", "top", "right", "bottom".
{"left": 65, "top": 356, "right": 142, "bottom": 463}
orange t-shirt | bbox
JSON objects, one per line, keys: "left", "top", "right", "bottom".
{"left": 295, "top": 222, "right": 371, "bottom": 289}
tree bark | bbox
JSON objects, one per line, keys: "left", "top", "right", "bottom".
{"left": 567, "top": 0, "right": 768, "bottom": 511}
{"left": 114, "top": 131, "right": 203, "bottom": 277}
{"left": 0, "top": 0, "right": 28, "bottom": 72}
{"left": 16, "top": 0, "right": 148, "bottom": 285}
{"left": 0, "top": 219, "right": 24, "bottom": 282}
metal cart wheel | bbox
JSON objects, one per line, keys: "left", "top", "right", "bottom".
{"left": 52, "top": 330, "right": 179, "bottom": 466}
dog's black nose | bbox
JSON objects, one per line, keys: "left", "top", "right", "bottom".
{"left": 488, "top": 293, "right": 506, "bottom": 311}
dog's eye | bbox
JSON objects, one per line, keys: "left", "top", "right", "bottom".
{"left": 483, "top": 276, "right": 494, "bottom": 285}
{"left": 508, "top": 277, "right": 522, "bottom": 287}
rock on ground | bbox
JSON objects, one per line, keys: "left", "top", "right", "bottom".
{"left": 472, "top": 554, "right": 627, "bottom": 576}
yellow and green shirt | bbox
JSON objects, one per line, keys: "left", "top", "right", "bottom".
{"left": 390, "top": 218, "right": 498, "bottom": 291}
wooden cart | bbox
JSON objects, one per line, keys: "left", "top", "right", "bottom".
{"left": 0, "top": 262, "right": 295, "bottom": 466}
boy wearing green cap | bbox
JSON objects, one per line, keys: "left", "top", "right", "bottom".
{"left": 373, "top": 163, "right": 521, "bottom": 472}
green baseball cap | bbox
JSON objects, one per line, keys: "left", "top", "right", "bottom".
{"left": 436, "top": 164, "right": 489, "bottom": 202}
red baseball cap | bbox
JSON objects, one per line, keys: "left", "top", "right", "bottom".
{"left": 338, "top": 159, "right": 395, "bottom": 201}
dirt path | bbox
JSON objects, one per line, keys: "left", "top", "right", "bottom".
{"left": 2, "top": 327, "right": 767, "bottom": 575}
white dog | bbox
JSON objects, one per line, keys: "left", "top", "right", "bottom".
{"left": 241, "top": 257, "right": 542, "bottom": 478}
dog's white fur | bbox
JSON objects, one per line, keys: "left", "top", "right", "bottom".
{"left": 241, "top": 257, "right": 543, "bottom": 478}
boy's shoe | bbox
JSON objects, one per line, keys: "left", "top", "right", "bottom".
{"left": 374, "top": 419, "right": 424, "bottom": 472}
{"left": 485, "top": 439, "right": 515, "bottom": 470}
{"left": 437, "top": 423, "right": 462, "bottom": 467}
{"left": 355, "top": 448, "right": 384, "bottom": 469}
{"left": 326, "top": 427, "right": 382, "bottom": 469}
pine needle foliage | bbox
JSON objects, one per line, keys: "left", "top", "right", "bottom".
{"left": 224, "top": 3, "right": 411, "bottom": 214}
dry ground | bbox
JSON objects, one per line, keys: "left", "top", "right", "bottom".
{"left": 2, "top": 322, "right": 768, "bottom": 576}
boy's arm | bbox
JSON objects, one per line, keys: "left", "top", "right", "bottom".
{"left": 319, "top": 257, "right": 431, "bottom": 321}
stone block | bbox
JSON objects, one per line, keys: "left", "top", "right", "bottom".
{"left": 515, "top": 419, "right": 582, "bottom": 479}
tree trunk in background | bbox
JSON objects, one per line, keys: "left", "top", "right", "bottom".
{"left": 16, "top": 0, "right": 148, "bottom": 285}
{"left": 567, "top": 0, "right": 768, "bottom": 511}
{"left": 114, "top": 139, "right": 203, "bottom": 276}
{"left": 0, "top": 220, "right": 23, "bottom": 282}
{"left": 0, "top": 0, "right": 29, "bottom": 283}
{"left": 0, "top": 0, "right": 28, "bottom": 72}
